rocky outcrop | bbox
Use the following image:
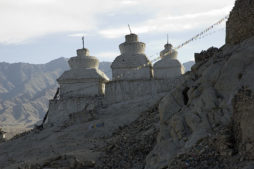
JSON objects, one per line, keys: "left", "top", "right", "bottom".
{"left": 146, "top": 35, "right": 254, "bottom": 169}
{"left": 194, "top": 47, "right": 221, "bottom": 63}
{"left": 146, "top": 1, "right": 254, "bottom": 167}
{"left": 226, "top": 0, "right": 254, "bottom": 45}
{"left": 233, "top": 87, "right": 254, "bottom": 160}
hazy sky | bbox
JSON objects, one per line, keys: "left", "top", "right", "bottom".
{"left": 0, "top": 0, "right": 235, "bottom": 64}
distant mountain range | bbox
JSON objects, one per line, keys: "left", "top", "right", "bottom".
{"left": 183, "top": 61, "right": 195, "bottom": 71}
{"left": 0, "top": 58, "right": 68, "bottom": 129}
{"left": 0, "top": 58, "right": 193, "bottom": 131}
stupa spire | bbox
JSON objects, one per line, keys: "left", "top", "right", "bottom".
{"left": 128, "top": 24, "right": 132, "bottom": 34}
{"left": 167, "top": 34, "right": 169, "bottom": 44}
{"left": 82, "top": 36, "right": 85, "bottom": 49}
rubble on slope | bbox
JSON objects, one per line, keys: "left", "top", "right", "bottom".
{"left": 0, "top": 95, "right": 163, "bottom": 169}
{"left": 95, "top": 104, "right": 160, "bottom": 169}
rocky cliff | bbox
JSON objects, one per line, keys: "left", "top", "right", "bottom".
{"left": 146, "top": 36, "right": 254, "bottom": 169}
{"left": 146, "top": 0, "right": 254, "bottom": 167}
{"left": 226, "top": 0, "right": 254, "bottom": 44}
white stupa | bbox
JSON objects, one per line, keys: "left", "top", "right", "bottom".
{"left": 57, "top": 42, "right": 109, "bottom": 98}
{"left": 153, "top": 42, "right": 184, "bottom": 79}
{"left": 111, "top": 33, "right": 153, "bottom": 80}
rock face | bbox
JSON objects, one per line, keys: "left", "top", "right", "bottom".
{"left": 194, "top": 47, "right": 221, "bottom": 63}
{"left": 111, "top": 33, "right": 153, "bottom": 80}
{"left": 233, "top": 87, "right": 254, "bottom": 160}
{"left": 145, "top": 6, "right": 254, "bottom": 167}
{"left": 145, "top": 1, "right": 254, "bottom": 166}
{"left": 57, "top": 48, "right": 109, "bottom": 98}
{"left": 226, "top": 0, "right": 254, "bottom": 44}
{"left": 154, "top": 43, "right": 184, "bottom": 79}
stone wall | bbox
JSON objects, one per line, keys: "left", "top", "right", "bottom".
{"left": 112, "top": 67, "right": 153, "bottom": 81}
{"left": 226, "top": 0, "right": 254, "bottom": 45}
{"left": 59, "top": 81, "right": 104, "bottom": 99}
{"left": 47, "top": 97, "right": 103, "bottom": 125}
{"left": 104, "top": 78, "right": 182, "bottom": 104}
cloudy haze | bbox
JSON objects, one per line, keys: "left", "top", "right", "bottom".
{"left": 0, "top": 0, "right": 235, "bottom": 64}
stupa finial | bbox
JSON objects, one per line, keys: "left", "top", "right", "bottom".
{"left": 82, "top": 36, "right": 85, "bottom": 49}
{"left": 167, "top": 34, "right": 169, "bottom": 44}
{"left": 128, "top": 24, "right": 132, "bottom": 34}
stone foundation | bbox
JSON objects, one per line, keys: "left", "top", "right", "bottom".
{"left": 47, "top": 97, "right": 103, "bottom": 125}
{"left": 59, "top": 81, "right": 105, "bottom": 99}
{"left": 112, "top": 66, "right": 153, "bottom": 81}
{"left": 104, "top": 78, "right": 181, "bottom": 104}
